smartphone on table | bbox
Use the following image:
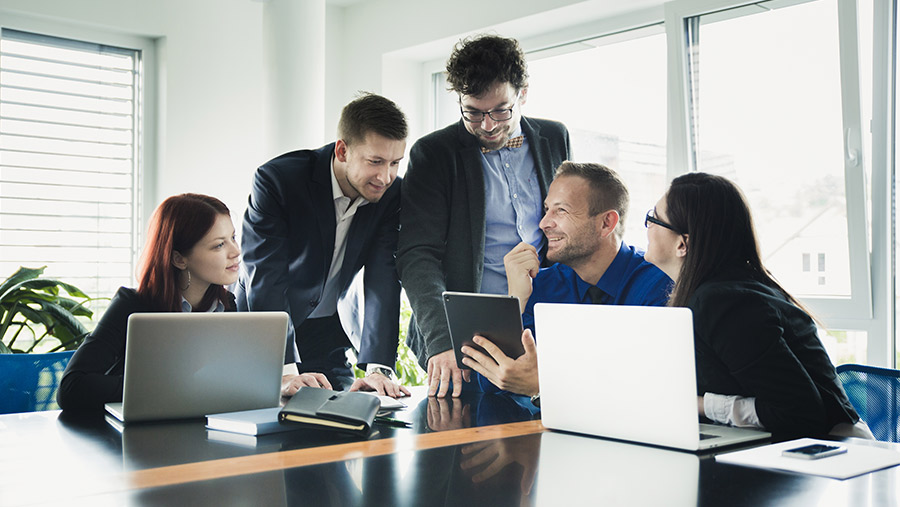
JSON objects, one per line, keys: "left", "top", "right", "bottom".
{"left": 782, "top": 443, "right": 848, "bottom": 460}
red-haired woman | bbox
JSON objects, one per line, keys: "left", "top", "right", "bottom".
{"left": 58, "top": 194, "right": 331, "bottom": 410}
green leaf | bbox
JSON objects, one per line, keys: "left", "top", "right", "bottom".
{"left": 0, "top": 266, "right": 46, "bottom": 301}
{"left": 37, "top": 300, "right": 89, "bottom": 337}
{"left": 55, "top": 297, "right": 94, "bottom": 318}
{"left": 54, "top": 280, "right": 89, "bottom": 299}
{"left": 18, "top": 278, "right": 89, "bottom": 299}
{"left": 18, "top": 279, "right": 61, "bottom": 296}
{"left": 14, "top": 305, "right": 55, "bottom": 328}
{"left": 0, "top": 266, "right": 94, "bottom": 353}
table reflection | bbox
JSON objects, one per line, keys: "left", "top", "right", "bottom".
{"left": 535, "top": 432, "right": 699, "bottom": 506}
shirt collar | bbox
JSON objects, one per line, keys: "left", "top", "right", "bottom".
{"left": 574, "top": 241, "right": 630, "bottom": 301}
{"left": 181, "top": 297, "right": 225, "bottom": 313}
{"left": 510, "top": 121, "right": 523, "bottom": 139}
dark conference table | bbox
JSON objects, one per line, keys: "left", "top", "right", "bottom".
{"left": 2, "top": 387, "right": 898, "bottom": 506}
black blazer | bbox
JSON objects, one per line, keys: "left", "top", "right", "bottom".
{"left": 236, "top": 143, "right": 401, "bottom": 368}
{"left": 690, "top": 270, "right": 859, "bottom": 437}
{"left": 57, "top": 287, "right": 237, "bottom": 411}
{"left": 397, "top": 117, "right": 571, "bottom": 367}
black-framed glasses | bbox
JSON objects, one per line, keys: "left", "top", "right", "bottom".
{"left": 645, "top": 209, "right": 682, "bottom": 234}
{"left": 460, "top": 93, "right": 519, "bottom": 123}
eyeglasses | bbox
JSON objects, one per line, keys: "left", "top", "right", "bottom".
{"left": 460, "top": 93, "right": 519, "bottom": 123}
{"left": 645, "top": 209, "right": 683, "bottom": 234}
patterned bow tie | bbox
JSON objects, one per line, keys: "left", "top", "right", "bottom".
{"left": 481, "top": 135, "right": 525, "bottom": 153}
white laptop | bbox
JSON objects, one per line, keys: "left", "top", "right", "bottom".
{"left": 105, "top": 311, "right": 289, "bottom": 423}
{"left": 534, "top": 303, "right": 770, "bottom": 451}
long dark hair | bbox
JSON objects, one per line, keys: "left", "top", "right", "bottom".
{"left": 665, "top": 173, "right": 803, "bottom": 310}
{"left": 136, "top": 193, "right": 231, "bottom": 311}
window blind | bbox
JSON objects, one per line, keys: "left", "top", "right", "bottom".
{"left": 0, "top": 28, "right": 141, "bottom": 298}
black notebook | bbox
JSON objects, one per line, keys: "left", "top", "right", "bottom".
{"left": 279, "top": 388, "right": 380, "bottom": 436}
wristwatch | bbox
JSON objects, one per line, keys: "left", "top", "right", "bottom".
{"left": 367, "top": 366, "right": 394, "bottom": 380}
{"left": 530, "top": 393, "right": 541, "bottom": 408}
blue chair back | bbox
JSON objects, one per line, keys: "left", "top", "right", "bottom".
{"left": 836, "top": 363, "right": 900, "bottom": 442}
{"left": 0, "top": 351, "right": 74, "bottom": 415}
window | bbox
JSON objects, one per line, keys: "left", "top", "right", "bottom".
{"left": 666, "top": 0, "right": 876, "bottom": 364}
{"left": 526, "top": 27, "right": 668, "bottom": 248}
{"left": 677, "top": 0, "right": 870, "bottom": 310}
{"left": 0, "top": 29, "right": 142, "bottom": 300}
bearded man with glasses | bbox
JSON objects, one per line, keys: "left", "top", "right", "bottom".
{"left": 398, "top": 34, "right": 571, "bottom": 398}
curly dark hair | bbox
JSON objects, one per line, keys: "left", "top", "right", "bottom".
{"left": 446, "top": 34, "right": 528, "bottom": 97}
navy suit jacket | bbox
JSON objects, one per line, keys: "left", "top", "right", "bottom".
{"left": 236, "top": 143, "right": 401, "bottom": 368}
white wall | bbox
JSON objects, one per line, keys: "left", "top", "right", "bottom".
{"left": 330, "top": 0, "right": 666, "bottom": 142}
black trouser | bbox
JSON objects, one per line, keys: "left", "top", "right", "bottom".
{"left": 295, "top": 314, "right": 355, "bottom": 391}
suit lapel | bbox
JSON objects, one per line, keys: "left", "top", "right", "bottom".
{"left": 522, "top": 117, "right": 553, "bottom": 198}
{"left": 521, "top": 117, "right": 555, "bottom": 265}
{"left": 312, "top": 144, "right": 337, "bottom": 274}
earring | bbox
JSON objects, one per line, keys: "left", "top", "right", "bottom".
{"left": 181, "top": 270, "right": 191, "bottom": 291}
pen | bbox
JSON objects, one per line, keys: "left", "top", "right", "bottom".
{"left": 375, "top": 416, "right": 413, "bottom": 428}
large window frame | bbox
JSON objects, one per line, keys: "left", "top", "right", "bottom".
{"left": 666, "top": 0, "right": 872, "bottom": 320}
{"left": 420, "top": 0, "right": 895, "bottom": 366}
{"left": 665, "top": 0, "right": 893, "bottom": 366}
{"left": 0, "top": 12, "right": 156, "bottom": 294}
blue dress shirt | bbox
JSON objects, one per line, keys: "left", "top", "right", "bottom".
{"left": 479, "top": 124, "right": 545, "bottom": 295}
{"left": 471, "top": 242, "right": 672, "bottom": 393}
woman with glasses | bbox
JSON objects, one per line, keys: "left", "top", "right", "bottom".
{"left": 643, "top": 172, "right": 871, "bottom": 438}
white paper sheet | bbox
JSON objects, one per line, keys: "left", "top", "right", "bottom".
{"left": 357, "top": 391, "right": 407, "bottom": 409}
{"left": 715, "top": 438, "right": 900, "bottom": 479}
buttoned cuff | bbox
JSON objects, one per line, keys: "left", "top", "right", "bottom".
{"left": 703, "top": 392, "right": 762, "bottom": 429}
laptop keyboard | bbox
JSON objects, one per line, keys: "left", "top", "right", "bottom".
{"left": 699, "top": 433, "right": 721, "bottom": 440}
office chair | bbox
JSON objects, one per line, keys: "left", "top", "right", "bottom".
{"left": 0, "top": 350, "right": 74, "bottom": 415}
{"left": 836, "top": 363, "right": 900, "bottom": 442}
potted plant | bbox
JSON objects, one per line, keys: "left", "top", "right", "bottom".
{"left": 0, "top": 266, "right": 94, "bottom": 354}
{"left": 0, "top": 266, "right": 95, "bottom": 413}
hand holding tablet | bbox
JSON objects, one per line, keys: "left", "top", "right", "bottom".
{"left": 442, "top": 292, "right": 526, "bottom": 370}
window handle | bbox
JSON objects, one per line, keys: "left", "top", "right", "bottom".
{"left": 845, "top": 127, "right": 860, "bottom": 168}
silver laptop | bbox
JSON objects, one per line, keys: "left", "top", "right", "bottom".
{"left": 105, "top": 311, "right": 289, "bottom": 423}
{"left": 534, "top": 303, "right": 770, "bottom": 451}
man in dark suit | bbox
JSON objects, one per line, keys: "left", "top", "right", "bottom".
{"left": 238, "top": 93, "right": 410, "bottom": 398}
{"left": 398, "top": 35, "right": 571, "bottom": 397}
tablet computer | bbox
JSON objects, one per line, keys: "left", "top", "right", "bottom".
{"left": 442, "top": 291, "right": 525, "bottom": 370}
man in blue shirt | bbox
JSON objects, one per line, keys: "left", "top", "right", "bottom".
{"left": 461, "top": 162, "right": 672, "bottom": 397}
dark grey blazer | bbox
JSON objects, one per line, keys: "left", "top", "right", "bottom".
{"left": 236, "top": 143, "right": 401, "bottom": 368}
{"left": 397, "top": 117, "right": 571, "bottom": 368}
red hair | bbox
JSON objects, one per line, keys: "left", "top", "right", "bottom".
{"left": 136, "top": 193, "right": 231, "bottom": 311}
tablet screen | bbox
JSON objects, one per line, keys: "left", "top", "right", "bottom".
{"left": 442, "top": 291, "right": 525, "bottom": 370}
